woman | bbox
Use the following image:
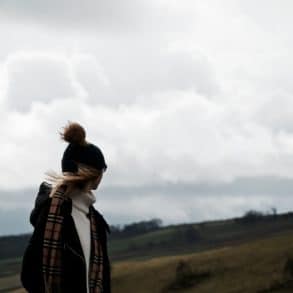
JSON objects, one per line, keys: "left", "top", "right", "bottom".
{"left": 20, "top": 121, "right": 111, "bottom": 293}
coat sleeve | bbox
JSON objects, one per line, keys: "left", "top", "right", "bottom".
{"left": 20, "top": 196, "right": 52, "bottom": 293}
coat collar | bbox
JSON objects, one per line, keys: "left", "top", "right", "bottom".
{"left": 31, "top": 181, "right": 111, "bottom": 234}
{"left": 64, "top": 197, "right": 111, "bottom": 234}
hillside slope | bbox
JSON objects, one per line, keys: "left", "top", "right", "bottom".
{"left": 3, "top": 230, "right": 293, "bottom": 292}
{"left": 111, "top": 230, "right": 293, "bottom": 293}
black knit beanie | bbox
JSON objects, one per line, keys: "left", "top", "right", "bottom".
{"left": 60, "top": 121, "right": 107, "bottom": 173}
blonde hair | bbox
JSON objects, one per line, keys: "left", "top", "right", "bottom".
{"left": 44, "top": 163, "right": 103, "bottom": 198}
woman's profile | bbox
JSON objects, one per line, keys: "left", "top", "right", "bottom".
{"left": 20, "top": 121, "right": 111, "bottom": 293}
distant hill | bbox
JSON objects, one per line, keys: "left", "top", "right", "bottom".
{"left": 107, "top": 210, "right": 293, "bottom": 263}
{"left": 1, "top": 209, "right": 293, "bottom": 263}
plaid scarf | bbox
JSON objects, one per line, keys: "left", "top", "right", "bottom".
{"left": 42, "top": 184, "right": 104, "bottom": 293}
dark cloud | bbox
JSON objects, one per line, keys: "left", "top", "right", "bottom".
{"left": 0, "top": 0, "right": 193, "bottom": 34}
{"left": 0, "top": 208, "right": 32, "bottom": 236}
{"left": 1, "top": 175, "right": 293, "bottom": 235}
{"left": 101, "top": 175, "right": 293, "bottom": 197}
{"left": 0, "top": 0, "right": 144, "bottom": 31}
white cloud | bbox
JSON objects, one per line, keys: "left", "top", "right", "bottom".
{"left": 1, "top": 1, "right": 293, "bottom": 233}
{"left": 73, "top": 48, "right": 218, "bottom": 108}
{"left": 4, "top": 52, "right": 84, "bottom": 112}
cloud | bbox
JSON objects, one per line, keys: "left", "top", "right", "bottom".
{"left": 73, "top": 48, "right": 218, "bottom": 108}
{"left": 0, "top": 1, "right": 290, "bottom": 191}
{"left": 0, "top": 0, "right": 195, "bottom": 35}
{"left": 1, "top": 1, "right": 293, "bottom": 235}
{"left": 4, "top": 52, "right": 83, "bottom": 112}
{"left": 0, "top": 0, "right": 143, "bottom": 31}
{"left": 238, "top": 0, "right": 293, "bottom": 33}
{"left": 2, "top": 46, "right": 218, "bottom": 112}
{"left": 0, "top": 83, "right": 284, "bottom": 189}
{"left": 1, "top": 175, "right": 292, "bottom": 235}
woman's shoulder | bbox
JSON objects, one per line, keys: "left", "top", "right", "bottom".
{"left": 29, "top": 181, "right": 53, "bottom": 227}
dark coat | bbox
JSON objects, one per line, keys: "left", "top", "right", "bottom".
{"left": 20, "top": 182, "right": 111, "bottom": 293}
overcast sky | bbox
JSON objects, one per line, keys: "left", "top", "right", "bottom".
{"left": 1, "top": 0, "right": 293, "bottom": 236}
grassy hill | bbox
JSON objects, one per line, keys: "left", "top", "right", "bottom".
{"left": 109, "top": 230, "right": 293, "bottom": 293}
{"left": 2, "top": 211, "right": 293, "bottom": 292}
{"left": 4, "top": 230, "right": 293, "bottom": 292}
{"left": 107, "top": 211, "right": 293, "bottom": 263}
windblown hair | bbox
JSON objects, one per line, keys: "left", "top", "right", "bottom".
{"left": 44, "top": 163, "right": 103, "bottom": 198}
{"left": 44, "top": 121, "right": 103, "bottom": 197}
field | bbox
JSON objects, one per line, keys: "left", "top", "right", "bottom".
{"left": 109, "top": 230, "right": 293, "bottom": 293}
{"left": 2, "top": 229, "right": 293, "bottom": 292}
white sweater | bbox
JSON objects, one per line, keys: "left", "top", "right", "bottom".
{"left": 69, "top": 189, "right": 96, "bottom": 293}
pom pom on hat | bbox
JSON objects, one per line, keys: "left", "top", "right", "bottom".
{"left": 59, "top": 121, "right": 87, "bottom": 146}
{"left": 59, "top": 121, "right": 107, "bottom": 173}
